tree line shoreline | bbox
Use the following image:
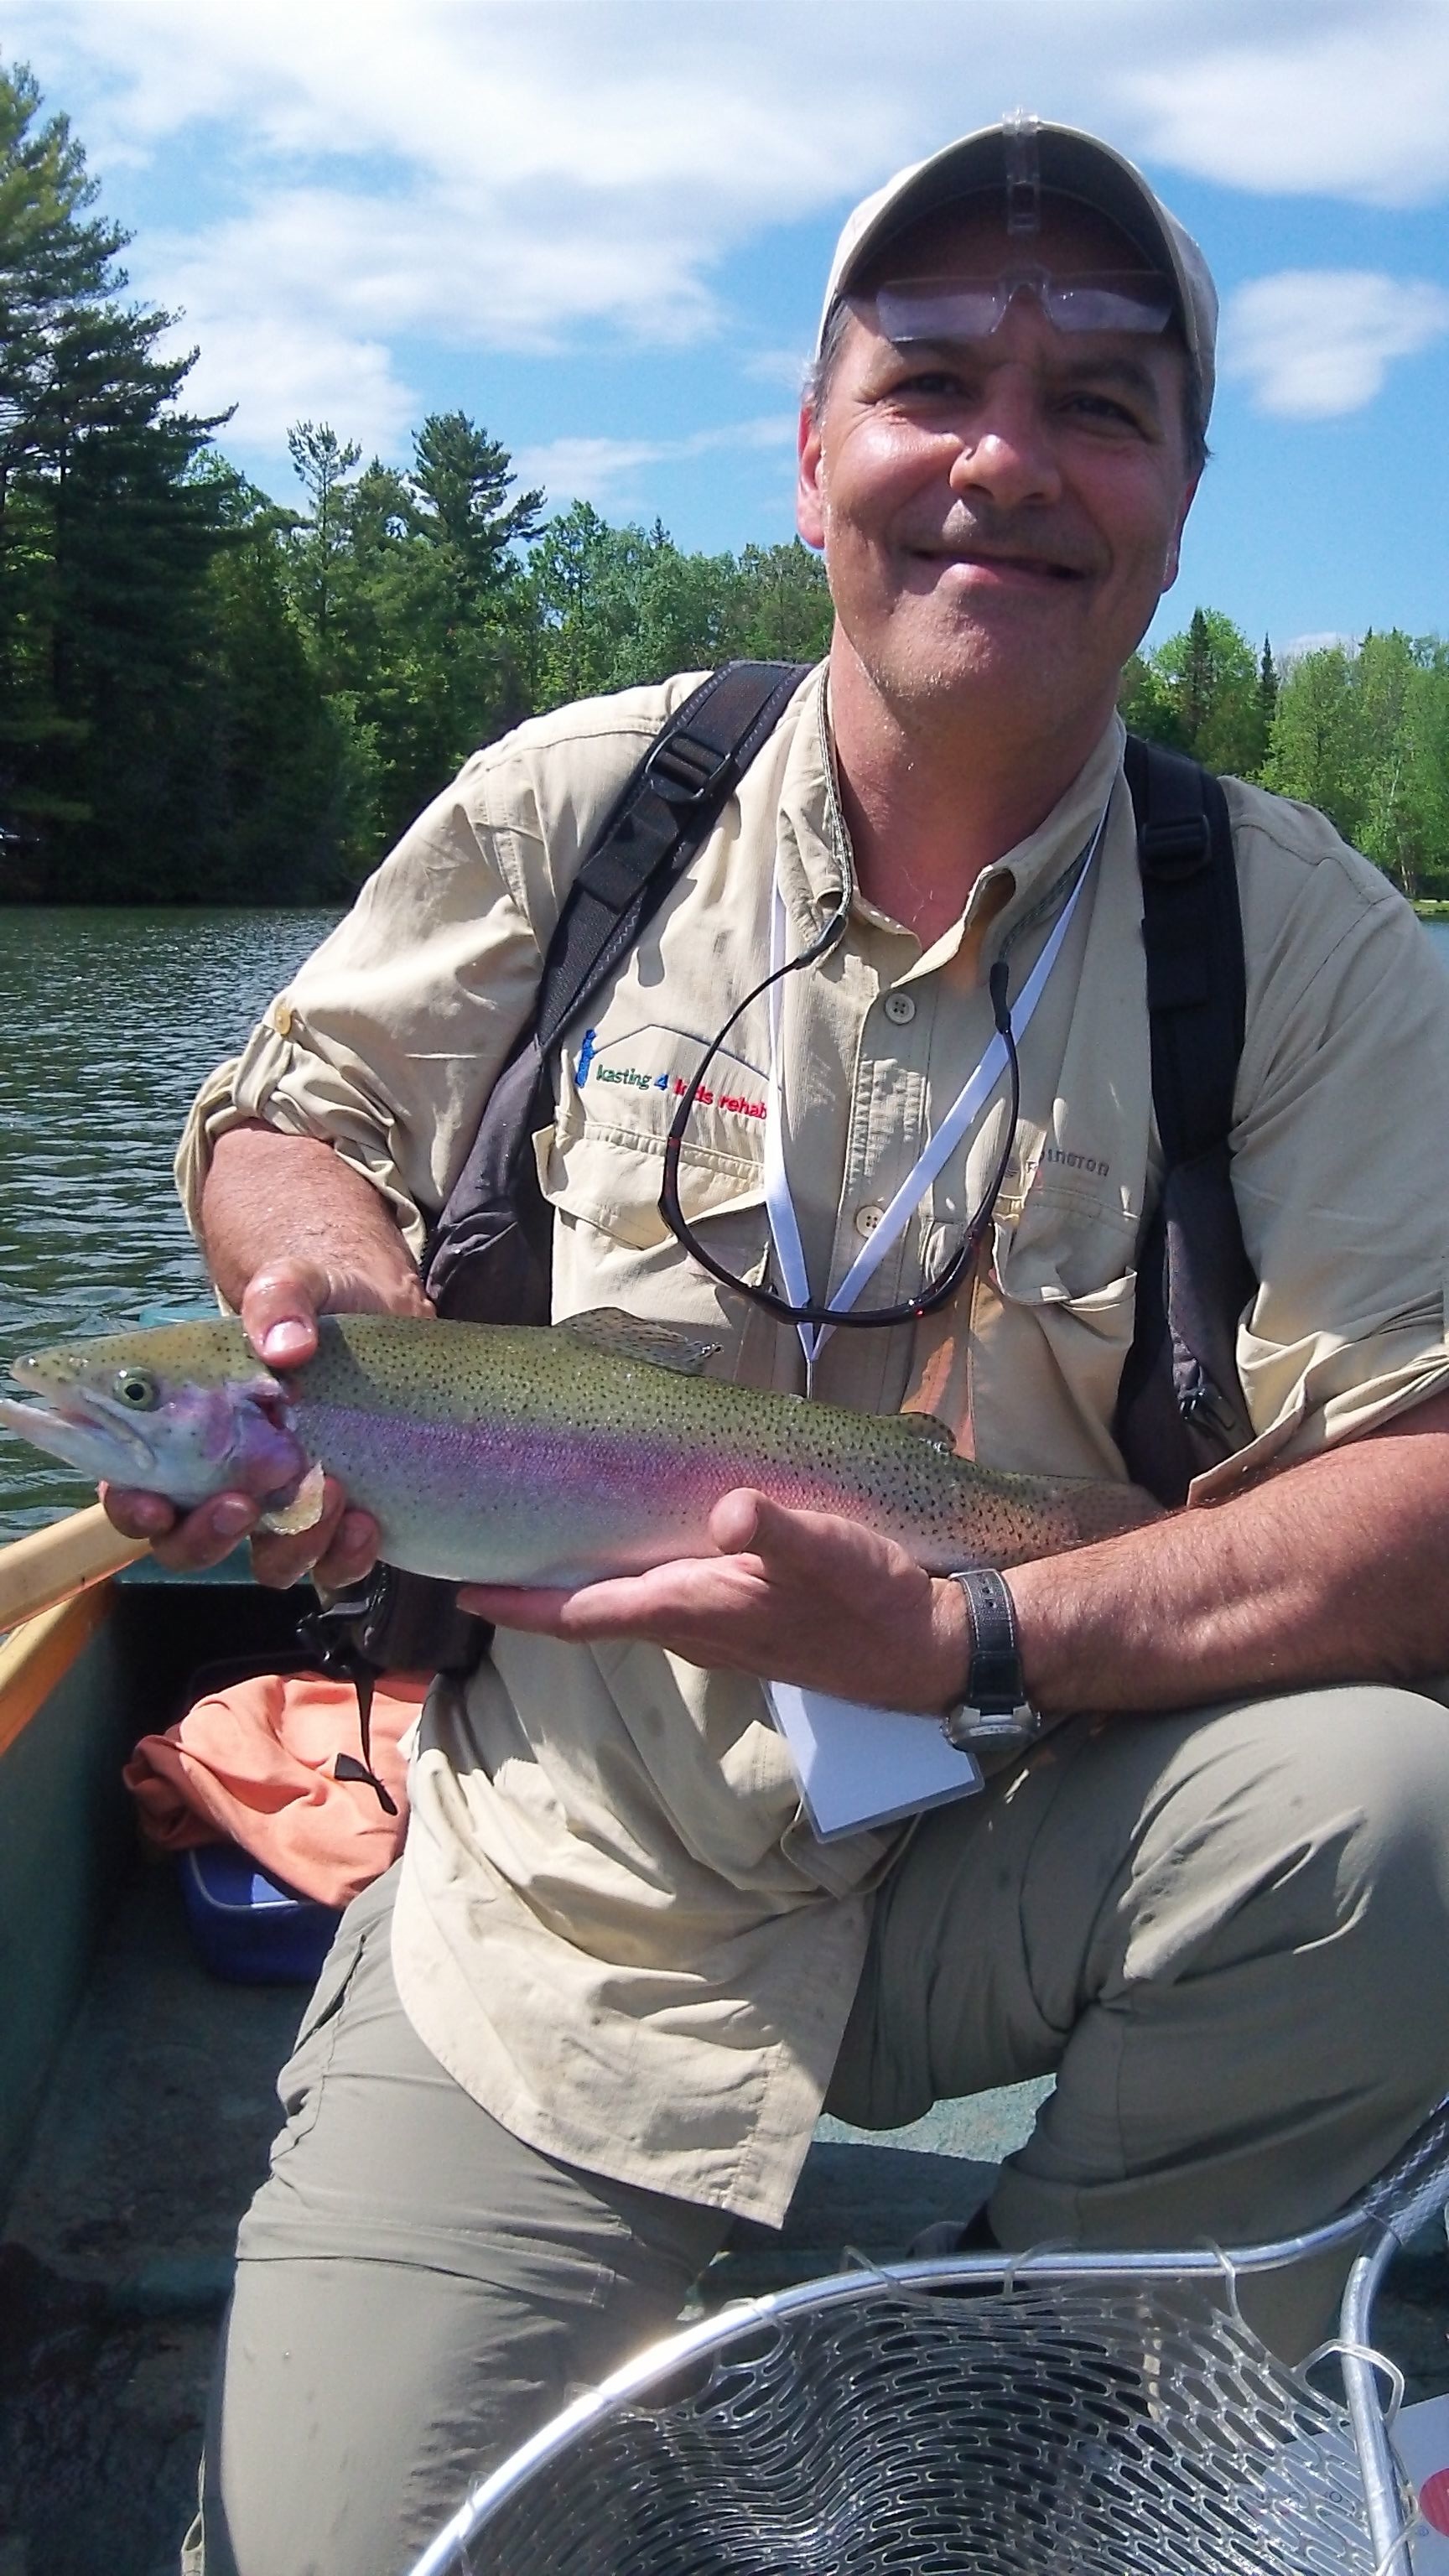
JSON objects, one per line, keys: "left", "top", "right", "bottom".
{"left": 3, "top": 60, "right": 1446, "bottom": 908}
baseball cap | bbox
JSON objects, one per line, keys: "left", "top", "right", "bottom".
{"left": 817, "top": 114, "right": 1218, "bottom": 426}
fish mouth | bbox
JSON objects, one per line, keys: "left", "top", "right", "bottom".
{"left": 0, "top": 1374, "right": 157, "bottom": 1481}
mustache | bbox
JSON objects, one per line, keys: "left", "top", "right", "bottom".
{"left": 904, "top": 506, "right": 1104, "bottom": 575}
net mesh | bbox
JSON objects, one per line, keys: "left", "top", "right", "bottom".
{"left": 453, "top": 2276, "right": 1378, "bottom": 2575}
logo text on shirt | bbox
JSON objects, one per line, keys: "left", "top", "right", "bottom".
{"left": 1032, "top": 1145, "right": 1112, "bottom": 1182}
{"left": 574, "top": 1030, "right": 767, "bottom": 1124}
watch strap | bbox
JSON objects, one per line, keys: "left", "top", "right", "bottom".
{"left": 943, "top": 1569, "right": 1037, "bottom": 1753}
{"left": 953, "top": 1568, "right": 1024, "bottom": 1711}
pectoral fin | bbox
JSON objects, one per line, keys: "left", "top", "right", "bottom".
{"left": 259, "top": 1460, "right": 326, "bottom": 1535}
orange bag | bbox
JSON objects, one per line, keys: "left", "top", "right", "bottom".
{"left": 124, "top": 1672, "right": 424, "bottom": 1908}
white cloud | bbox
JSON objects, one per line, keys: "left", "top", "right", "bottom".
{"left": 1121, "top": 3, "right": 1449, "bottom": 205}
{"left": 1278, "top": 631, "right": 1358, "bottom": 664}
{"left": 517, "top": 418, "right": 797, "bottom": 512}
{"left": 8, "top": 0, "right": 1449, "bottom": 470}
{"left": 740, "top": 348, "right": 813, "bottom": 392}
{"left": 1224, "top": 270, "right": 1449, "bottom": 417}
{"left": 168, "top": 308, "right": 414, "bottom": 458}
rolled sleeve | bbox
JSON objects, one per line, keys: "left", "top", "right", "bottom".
{"left": 175, "top": 681, "right": 705, "bottom": 1258}
{"left": 174, "top": 782, "right": 543, "bottom": 1256}
{"left": 1227, "top": 790, "right": 1449, "bottom": 1467}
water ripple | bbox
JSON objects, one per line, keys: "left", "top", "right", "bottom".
{"left": 0, "top": 907, "right": 340, "bottom": 1539}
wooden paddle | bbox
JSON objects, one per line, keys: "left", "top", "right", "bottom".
{"left": 0, "top": 1502, "right": 151, "bottom": 1633}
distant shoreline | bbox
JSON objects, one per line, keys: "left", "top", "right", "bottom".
{"left": 1415, "top": 901, "right": 1449, "bottom": 920}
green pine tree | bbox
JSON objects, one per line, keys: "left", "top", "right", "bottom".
{"left": 0, "top": 57, "right": 242, "bottom": 896}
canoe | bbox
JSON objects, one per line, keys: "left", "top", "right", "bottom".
{"left": 0, "top": 1517, "right": 1035, "bottom": 2573}
{"left": 0, "top": 1535, "right": 317, "bottom": 2572}
{"left": 5, "top": 1519, "right": 1447, "bottom": 2576}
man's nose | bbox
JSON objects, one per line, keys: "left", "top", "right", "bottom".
{"left": 946, "top": 377, "right": 1063, "bottom": 512}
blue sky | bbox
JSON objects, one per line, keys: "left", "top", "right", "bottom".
{"left": 8, "top": 0, "right": 1449, "bottom": 657}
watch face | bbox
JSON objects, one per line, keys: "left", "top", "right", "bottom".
{"left": 943, "top": 1704, "right": 1038, "bottom": 1754}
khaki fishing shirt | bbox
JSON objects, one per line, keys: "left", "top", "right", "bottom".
{"left": 178, "top": 664, "right": 1449, "bottom": 2224}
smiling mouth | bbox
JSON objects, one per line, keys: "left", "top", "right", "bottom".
{"left": 920, "top": 548, "right": 1088, "bottom": 582}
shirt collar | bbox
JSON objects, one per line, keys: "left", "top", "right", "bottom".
{"left": 775, "top": 673, "right": 1125, "bottom": 969}
{"left": 772, "top": 665, "right": 850, "bottom": 942}
{"left": 964, "top": 714, "right": 1125, "bottom": 971}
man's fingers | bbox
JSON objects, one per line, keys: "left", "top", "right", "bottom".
{"left": 102, "top": 1481, "right": 258, "bottom": 1571}
{"left": 101, "top": 1483, "right": 178, "bottom": 1542}
{"left": 706, "top": 1488, "right": 854, "bottom": 1568}
{"left": 708, "top": 1488, "right": 768, "bottom": 1555}
{"left": 457, "top": 1577, "right": 631, "bottom": 1631}
{"left": 247, "top": 1480, "right": 379, "bottom": 1592}
{"left": 459, "top": 1554, "right": 776, "bottom": 1649}
{"left": 239, "top": 1259, "right": 330, "bottom": 1368}
{"left": 309, "top": 1509, "right": 383, "bottom": 1593}
{"left": 237, "top": 1255, "right": 435, "bottom": 1369}
{"left": 458, "top": 1494, "right": 953, "bottom": 1706}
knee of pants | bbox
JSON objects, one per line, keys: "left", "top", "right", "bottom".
{"left": 1105, "top": 1685, "right": 1449, "bottom": 2010}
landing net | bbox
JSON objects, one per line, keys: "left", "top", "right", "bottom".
{"left": 445, "top": 2275, "right": 1375, "bottom": 2574}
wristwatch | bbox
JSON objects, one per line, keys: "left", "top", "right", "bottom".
{"left": 941, "top": 1568, "right": 1040, "bottom": 1754}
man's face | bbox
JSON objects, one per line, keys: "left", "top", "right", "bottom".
{"left": 797, "top": 199, "right": 1199, "bottom": 740}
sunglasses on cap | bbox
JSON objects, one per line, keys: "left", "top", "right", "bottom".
{"left": 870, "top": 268, "right": 1176, "bottom": 344}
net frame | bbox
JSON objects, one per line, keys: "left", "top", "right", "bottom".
{"left": 406, "top": 2096, "right": 1449, "bottom": 2576}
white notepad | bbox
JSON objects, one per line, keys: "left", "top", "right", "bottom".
{"left": 764, "top": 1681, "right": 984, "bottom": 1841}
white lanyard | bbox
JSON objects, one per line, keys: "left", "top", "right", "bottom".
{"left": 764, "top": 808, "right": 1108, "bottom": 1380}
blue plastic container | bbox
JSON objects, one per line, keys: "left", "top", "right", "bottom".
{"left": 179, "top": 1843, "right": 341, "bottom": 1984}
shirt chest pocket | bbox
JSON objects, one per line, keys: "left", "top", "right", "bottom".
{"left": 979, "top": 1183, "right": 1143, "bottom": 1467}
{"left": 535, "top": 1123, "right": 771, "bottom": 1363}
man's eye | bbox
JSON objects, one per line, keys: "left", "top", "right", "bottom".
{"left": 891, "top": 367, "right": 970, "bottom": 401}
{"left": 1065, "top": 392, "right": 1148, "bottom": 432}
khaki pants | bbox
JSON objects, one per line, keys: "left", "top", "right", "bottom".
{"left": 188, "top": 1683, "right": 1449, "bottom": 2576}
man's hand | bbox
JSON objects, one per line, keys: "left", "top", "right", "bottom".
{"left": 458, "top": 1489, "right": 971, "bottom": 1713}
{"left": 101, "top": 1125, "right": 433, "bottom": 1590}
{"left": 101, "top": 1256, "right": 420, "bottom": 1587}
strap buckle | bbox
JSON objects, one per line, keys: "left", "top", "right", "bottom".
{"left": 642, "top": 727, "right": 735, "bottom": 808}
{"left": 1139, "top": 813, "right": 1211, "bottom": 880}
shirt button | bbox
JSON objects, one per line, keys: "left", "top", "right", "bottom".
{"left": 883, "top": 990, "right": 917, "bottom": 1025}
{"left": 854, "top": 1203, "right": 884, "bottom": 1238}
{"left": 271, "top": 1000, "right": 293, "bottom": 1037}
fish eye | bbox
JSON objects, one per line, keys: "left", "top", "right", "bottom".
{"left": 112, "top": 1368, "right": 160, "bottom": 1411}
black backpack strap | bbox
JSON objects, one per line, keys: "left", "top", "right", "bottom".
{"left": 1113, "top": 735, "right": 1257, "bottom": 1503}
{"left": 422, "top": 659, "right": 809, "bottom": 1322}
{"left": 536, "top": 660, "right": 810, "bottom": 1057}
{"left": 1122, "top": 734, "right": 1245, "bottom": 1165}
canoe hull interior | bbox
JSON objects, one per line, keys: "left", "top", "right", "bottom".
{"left": 0, "top": 1571, "right": 308, "bottom": 2217}
{"left": 6, "top": 1563, "right": 1449, "bottom": 2576}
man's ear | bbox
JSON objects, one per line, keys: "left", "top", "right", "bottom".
{"left": 796, "top": 403, "right": 826, "bottom": 553}
{"left": 1160, "top": 470, "right": 1202, "bottom": 595}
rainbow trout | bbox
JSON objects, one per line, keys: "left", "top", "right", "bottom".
{"left": 0, "top": 1309, "right": 1156, "bottom": 1584}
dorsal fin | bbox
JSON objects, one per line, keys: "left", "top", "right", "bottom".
{"left": 557, "top": 1308, "right": 721, "bottom": 1376}
{"left": 893, "top": 1411, "right": 958, "bottom": 1454}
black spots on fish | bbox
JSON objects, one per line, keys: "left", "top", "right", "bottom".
{"left": 299, "top": 1318, "right": 1132, "bottom": 1575}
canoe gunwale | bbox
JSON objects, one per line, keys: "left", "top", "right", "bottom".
{"left": 0, "top": 1584, "right": 116, "bottom": 1762}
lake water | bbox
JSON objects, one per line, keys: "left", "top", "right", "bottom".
{"left": 2, "top": 906, "right": 1447, "bottom": 1542}
{"left": 0, "top": 908, "right": 340, "bottom": 1540}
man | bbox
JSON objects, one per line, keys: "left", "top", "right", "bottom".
{"left": 110, "top": 120, "right": 1449, "bottom": 2576}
